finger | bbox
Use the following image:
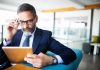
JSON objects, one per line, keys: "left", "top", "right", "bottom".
{"left": 38, "top": 52, "right": 44, "bottom": 55}
{"left": 24, "top": 57, "right": 34, "bottom": 64}
{"left": 25, "top": 57, "right": 41, "bottom": 63}
{"left": 14, "top": 23, "right": 19, "bottom": 29}
{"left": 24, "top": 57, "right": 43, "bottom": 68}
{"left": 8, "top": 22, "right": 14, "bottom": 28}
{"left": 7, "top": 23, "right": 15, "bottom": 31}
{"left": 11, "top": 23, "right": 19, "bottom": 30}
{"left": 25, "top": 57, "right": 41, "bottom": 68}
{"left": 8, "top": 19, "right": 19, "bottom": 29}
{"left": 8, "top": 26, "right": 14, "bottom": 31}
{"left": 26, "top": 53, "right": 38, "bottom": 59}
{"left": 38, "top": 52, "right": 45, "bottom": 57}
{"left": 13, "top": 19, "right": 19, "bottom": 28}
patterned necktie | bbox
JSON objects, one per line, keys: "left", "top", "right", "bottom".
{"left": 22, "top": 35, "right": 31, "bottom": 47}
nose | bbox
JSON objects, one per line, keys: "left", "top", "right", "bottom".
{"left": 23, "top": 23, "right": 29, "bottom": 28}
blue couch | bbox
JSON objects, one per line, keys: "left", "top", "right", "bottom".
{"left": 23, "top": 49, "right": 83, "bottom": 70}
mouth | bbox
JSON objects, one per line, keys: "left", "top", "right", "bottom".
{"left": 22, "top": 28, "right": 34, "bottom": 35}
{"left": 23, "top": 28, "right": 32, "bottom": 32}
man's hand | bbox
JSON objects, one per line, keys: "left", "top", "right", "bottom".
{"left": 24, "top": 53, "right": 54, "bottom": 68}
{"left": 5, "top": 19, "right": 19, "bottom": 41}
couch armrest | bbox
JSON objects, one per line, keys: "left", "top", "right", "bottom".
{"left": 42, "top": 49, "right": 83, "bottom": 70}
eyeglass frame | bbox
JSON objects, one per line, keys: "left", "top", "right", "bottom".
{"left": 16, "top": 17, "right": 36, "bottom": 25}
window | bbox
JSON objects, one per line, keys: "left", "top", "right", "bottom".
{"left": 54, "top": 10, "right": 91, "bottom": 49}
{"left": 0, "top": 10, "right": 16, "bottom": 43}
{"left": 37, "top": 12, "right": 54, "bottom": 32}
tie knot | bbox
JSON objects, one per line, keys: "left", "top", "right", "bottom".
{"left": 26, "top": 35, "right": 31, "bottom": 38}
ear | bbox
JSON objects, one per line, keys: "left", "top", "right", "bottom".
{"left": 35, "top": 15, "right": 38, "bottom": 23}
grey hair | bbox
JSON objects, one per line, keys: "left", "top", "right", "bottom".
{"left": 17, "top": 3, "right": 36, "bottom": 15}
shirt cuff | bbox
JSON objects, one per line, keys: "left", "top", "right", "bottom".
{"left": 3, "top": 39, "right": 11, "bottom": 46}
{"left": 54, "top": 55, "right": 64, "bottom": 63}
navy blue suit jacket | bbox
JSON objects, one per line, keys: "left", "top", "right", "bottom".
{"left": 3, "top": 28, "right": 76, "bottom": 65}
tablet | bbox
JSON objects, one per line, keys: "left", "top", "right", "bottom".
{"left": 2, "top": 47, "right": 32, "bottom": 63}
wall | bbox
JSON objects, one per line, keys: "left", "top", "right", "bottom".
{"left": 92, "top": 9, "right": 100, "bottom": 36}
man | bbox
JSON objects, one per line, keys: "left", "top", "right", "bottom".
{"left": 2, "top": 3, "right": 76, "bottom": 68}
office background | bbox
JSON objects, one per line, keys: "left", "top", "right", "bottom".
{"left": 0, "top": 9, "right": 100, "bottom": 50}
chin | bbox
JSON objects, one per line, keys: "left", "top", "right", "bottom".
{"left": 22, "top": 28, "right": 34, "bottom": 33}
{"left": 23, "top": 29, "right": 32, "bottom": 32}
{"left": 23, "top": 31, "right": 32, "bottom": 36}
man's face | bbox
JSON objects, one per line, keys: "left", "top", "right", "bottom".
{"left": 17, "top": 11, "right": 37, "bottom": 32}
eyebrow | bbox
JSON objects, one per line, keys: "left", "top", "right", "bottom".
{"left": 18, "top": 18, "right": 34, "bottom": 21}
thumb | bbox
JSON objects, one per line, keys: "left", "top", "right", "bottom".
{"left": 38, "top": 52, "right": 44, "bottom": 57}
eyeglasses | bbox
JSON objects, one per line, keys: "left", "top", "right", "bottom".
{"left": 17, "top": 19, "right": 34, "bottom": 25}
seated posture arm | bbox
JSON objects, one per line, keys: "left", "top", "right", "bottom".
{"left": 1, "top": 3, "right": 76, "bottom": 68}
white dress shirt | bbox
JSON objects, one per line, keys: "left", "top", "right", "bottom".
{"left": 19, "top": 30, "right": 35, "bottom": 47}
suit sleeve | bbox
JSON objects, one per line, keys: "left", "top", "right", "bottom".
{"left": 48, "top": 33, "right": 76, "bottom": 65}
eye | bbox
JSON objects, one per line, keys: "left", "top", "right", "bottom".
{"left": 18, "top": 20, "right": 25, "bottom": 23}
{"left": 28, "top": 19, "right": 34, "bottom": 22}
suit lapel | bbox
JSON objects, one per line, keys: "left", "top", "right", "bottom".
{"left": 14, "top": 30, "right": 23, "bottom": 46}
{"left": 32, "top": 28, "right": 42, "bottom": 53}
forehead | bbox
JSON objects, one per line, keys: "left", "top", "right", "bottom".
{"left": 17, "top": 11, "right": 34, "bottom": 20}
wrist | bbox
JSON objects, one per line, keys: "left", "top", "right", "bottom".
{"left": 5, "top": 35, "right": 13, "bottom": 41}
{"left": 48, "top": 56, "right": 54, "bottom": 65}
{"left": 5, "top": 38, "right": 11, "bottom": 42}
{"left": 49, "top": 56, "right": 58, "bottom": 65}
{"left": 52, "top": 56, "right": 58, "bottom": 64}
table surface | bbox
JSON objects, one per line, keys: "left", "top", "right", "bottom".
{"left": 91, "top": 43, "right": 100, "bottom": 47}
{"left": 5, "top": 64, "right": 40, "bottom": 70}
